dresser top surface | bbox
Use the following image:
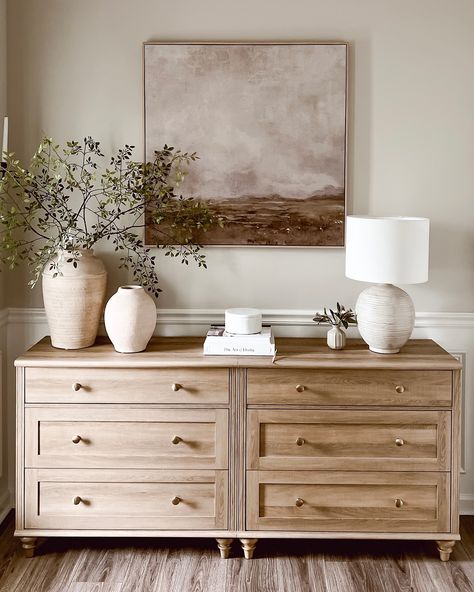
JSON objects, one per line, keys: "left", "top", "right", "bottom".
{"left": 15, "top": 337, "right": 461, "bottom": 370}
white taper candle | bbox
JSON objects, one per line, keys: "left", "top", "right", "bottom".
{"left": 1, "top": 116, "right": 8, "bottom": 163}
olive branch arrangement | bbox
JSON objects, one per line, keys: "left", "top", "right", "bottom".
{"left": 313, "top": 302, "right": 357, "bottom": 329}
{"left": 0, "top": 137, "right": 222, "bottom": 297}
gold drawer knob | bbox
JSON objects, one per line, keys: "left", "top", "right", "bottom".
{"left": 171, "top": 496, "right": 182, "bottom": 506}
{"left": 395, "top": 385, "right": 405, "bottom": 394}
{"left": 171, "top": 435, "right": 182, "bottom": 445}
{"left": 395, "top": 498, "right": 404, "bottom": 508}
{"left": 72, "top": 383, "right": 82, "bottom": 392}
{"left": 171, "top": 383, "right": 182, "bottom": 392}
{"left": 295, "top": 498, "right": 305, "bottom": 508}
{"left": 295, "top": 384, "right": 306, "bottom": 393}
{"left": 73, "top": 496, "right": 83, "bottom": 505}
{"left": 296, "top": 437, "right": 305, "bottom": 446}
{"left": 72, "top": 435, "right": 82, "bottom": 444}
{"left": 395, "top": 438, "right": 405, "bottom": 447}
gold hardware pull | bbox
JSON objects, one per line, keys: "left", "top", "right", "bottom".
{"left": 395, "top": 438, "right": 405, "bottom": 447}
{"left": 295, "top": 498, "right": 305, "bottom": 508}
{"left": 72, "top": 435, "right": 82, "bottom": 444}
{"left": 296, "top": 437, "right": 305, "bottom": 446}
{"left": 72, "top": 383, "right": 82, "bottom": 392}
{"left": 395, "top": 498, "right": 404, "bottom": 508}
{"left": 295, "top": 384, "right": 306, "bottom": 393}
{"left": 171, "top": 435, "right": 182, "bottom": 445}
{"left": 73, "top": 496, "right": 83, "bottom": 505}
{"left": 171, "top": 383, "right": 182, "bottom": 392}
{"left": 395, "top": 385, "right": 405, "bottom": 394}
{"left": 171, "top": 496, "right": 182, "bottom": 506}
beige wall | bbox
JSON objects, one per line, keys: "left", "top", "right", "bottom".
{"left": 0, "top": 0, "right": 5, "bottom": 156}
{"left": 0, "top": 0, "right": 6, "bottom": 309}
{"left": 0, "top": 0, "right": 5, "bottom": 155}
{"left": 0, "top": 0, "right": 7, "bottom": 509}
{"left": 6, "top": 0, "right": 474, "bottom": 313}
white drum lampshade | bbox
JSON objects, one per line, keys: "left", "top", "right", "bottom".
{"left": 345, "top": 216, "right": 430, "bottom": 354}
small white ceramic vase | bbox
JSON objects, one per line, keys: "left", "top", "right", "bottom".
{"left": 104, "top": 285, "right": 157, "bottom": 353}
{"left": 42, "top": 248, "right": 107, "bottom": 350}
{"left": 327, "top": 325, "right": 346, "bottom": 350}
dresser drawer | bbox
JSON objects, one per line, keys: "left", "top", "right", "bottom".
{"left": 24, "top": 469, "right": 227, "bottom": 530}
{"left": 25, "top": 367, "right": 228, "bottom": 404}
{"left": 247, "top": 369, "right": 452, "bottom": 407}
{"left": 247, "top": 471, "right": 450, "bottom": 532}
{"left": 25, "top": 408, "right": 228, "bottom": 469}
{"left": 248, "top": 409, "right": 451, "bottom": 471}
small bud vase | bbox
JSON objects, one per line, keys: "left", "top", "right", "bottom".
{"left": 104, "top": 285, "right": 157, "bottom": 353}
{"left": 327, "top": 325, "right": 346, "bottom": 350}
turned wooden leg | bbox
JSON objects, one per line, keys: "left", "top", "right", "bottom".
{"left": 436, "top": 540, "right": 455, "bottom": 561}
{"left": 216, "top": 538, "right": 234, "bottom": 558}
{"left": 20, "top": 537, "right": 38, "bottom": 558}
{"left": 240, "top": 538, "right": 258, "bottom": 559}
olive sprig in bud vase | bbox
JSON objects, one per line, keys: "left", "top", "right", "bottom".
{"left": 313, "top": 303, "right": 357, "bottom": 350}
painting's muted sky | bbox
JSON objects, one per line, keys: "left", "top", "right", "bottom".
{"left": 145, "top": 44, "right": 346, "bottom": 200}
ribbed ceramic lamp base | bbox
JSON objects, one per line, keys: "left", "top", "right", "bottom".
{"left": 356, "top": 284, "right": 415, "bottom": 354}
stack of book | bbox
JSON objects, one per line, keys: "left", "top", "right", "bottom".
{"left": 203, "top": 325, "right": 276, "bottom": 356}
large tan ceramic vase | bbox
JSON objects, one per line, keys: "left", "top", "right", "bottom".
{"left": 42, "top": 249, "right": 107, "bottom": 349}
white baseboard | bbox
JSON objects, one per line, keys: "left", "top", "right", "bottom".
{"left": 0, "top": 489, "right": 12, "bottom": 526}
{"left": 460, "top": 495, "right": 474, "bottom": 515}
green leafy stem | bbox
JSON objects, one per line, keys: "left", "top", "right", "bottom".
{"left": 0, "top": 137, "right": 223, "bottom": 297}
{"left": 313, "top": 302, "right": 357, "bottom": 329}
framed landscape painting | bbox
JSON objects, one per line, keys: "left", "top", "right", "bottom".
{"left": 144, "top": 42, "right": 347, "bottom": 247}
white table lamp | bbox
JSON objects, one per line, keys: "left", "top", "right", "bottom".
{"left": 345, "top": 216, "right": 430, "bottom": 354}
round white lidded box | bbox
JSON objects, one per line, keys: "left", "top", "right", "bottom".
{"left": 225, "top": 308, "right": 262, "bottom": 335}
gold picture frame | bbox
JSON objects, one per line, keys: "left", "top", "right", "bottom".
{"left": 144, "top": 42, "right": 348, "bottom": 247}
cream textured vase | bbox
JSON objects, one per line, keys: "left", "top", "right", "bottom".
{"left": 356, "top": 283, "right": 415, "bottom": 354}
{"left": 42, "top": 249, "right": 107, "bottom": 350}
{"left": 327, "top": 326, "right": 346, "bottom": 350}
{"left": 104, "top": 286, "right": 157, "bottom": 353}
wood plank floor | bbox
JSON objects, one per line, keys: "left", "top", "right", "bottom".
{"left": 1, "top": 515, "right": 474, "bottom": 591}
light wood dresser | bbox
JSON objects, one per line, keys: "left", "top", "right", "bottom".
{"left": 15, "top": 337, "right": 462, "bottom": 560}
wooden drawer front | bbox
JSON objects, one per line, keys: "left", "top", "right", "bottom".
{"left": 25, "top": 408, "right": 228, "bottom": 469}
{"left": 248, "top": 410, "right": 451, "bottom": 471}
{"left": 247, "top": 369, "right": 452, "bottom": 407}
{"left": 247, "top": 471, "right": 450, "bottom": 532}
{"left": 25, "top": 367, "right": 228, "bottom": 404}
{"left": 25, "top": 469, "right": 227, "bottom": 530}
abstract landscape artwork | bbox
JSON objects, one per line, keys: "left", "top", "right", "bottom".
{"left": 144, "top": 42, "right": 347, "bottom": 246}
